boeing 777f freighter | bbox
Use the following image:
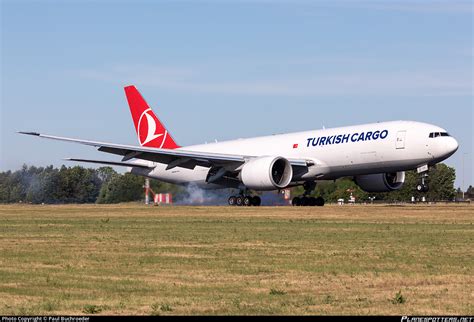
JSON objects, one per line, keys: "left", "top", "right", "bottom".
{"left": 20, "top": 86, "right": 459, "bottom": 206}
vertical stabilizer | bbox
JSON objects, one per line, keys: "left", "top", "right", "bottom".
{"left": 124, "top": 85, "right": 180, "bottom": 149}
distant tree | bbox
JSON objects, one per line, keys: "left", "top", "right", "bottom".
{"left": 52, "top": 166, "right": 101, "bottom": 203}
{"left": 96, "top": 167, "right": 117, "bottom": 184}
{"left": 456, "top": 187, "right": 463, "bottom": 200}
{"left": 313, "top": 181, "right": 338, "bottom": 201}
{"left": 97, "top": 173, "right": 144, "bottom": 204}
{"left": 466, "top": 185, "right": 474, "bottom": 199}
{"left": 425, "top": 164, "right": 456, "bottom": 201}
{"left": 0, "top": 171, "right": 12, "bottom": 203}
{"left": 9, "top": 165, "right": 30, "bottom": 202}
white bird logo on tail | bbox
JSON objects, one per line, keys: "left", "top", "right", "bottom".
{"left": 137, "top": 108, "right": 167, "bottom": 147}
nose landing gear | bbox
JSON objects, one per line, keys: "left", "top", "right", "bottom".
{"left": 416, "top": 174, "right": 430, "bottom": 193}
{"left": 416, "top": 166, "right": 430, "bottom": 193}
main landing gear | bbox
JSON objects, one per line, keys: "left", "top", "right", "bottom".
{"left": 228, "top": 194, "right": 261, "bottom": 207}
{"left": 292, "top": 196, "right": 325, "bottom": 207}
{"left": 292, "top": 181, "right": 325, "bottom": 207}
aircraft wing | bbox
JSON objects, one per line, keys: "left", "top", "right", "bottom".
{"left": 19, "top": 132, "right": 309, "bottom": 170}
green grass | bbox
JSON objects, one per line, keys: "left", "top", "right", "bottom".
{"left": 0, "top": 203, "right": 472, "bottom": 315}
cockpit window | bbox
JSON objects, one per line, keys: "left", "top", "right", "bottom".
{"left": 429, "top": 132, "right": 450, "bottom": 138}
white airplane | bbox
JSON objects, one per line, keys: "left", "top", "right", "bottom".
{"left": 20, "top": 85, "right": 459, "bottom": 206}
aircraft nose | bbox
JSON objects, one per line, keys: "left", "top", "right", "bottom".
{"left": 445, "top": 137, "right": 459, "bottom": 155}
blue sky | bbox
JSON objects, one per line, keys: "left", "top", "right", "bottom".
{"left": 1, "top": 0, "right": 473, "bottom": 189}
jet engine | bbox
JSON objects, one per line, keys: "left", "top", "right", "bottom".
{"left": 355, "top": 172, "right": 405, "bottom": 193}
{"left": 241, "top": 156, "right": 293, "bottom": 190}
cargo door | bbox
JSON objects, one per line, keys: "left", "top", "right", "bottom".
{"left": 396, "top": 130, "right": 406, "bottom": 149}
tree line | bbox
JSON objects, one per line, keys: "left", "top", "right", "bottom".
{"left": 0, "top": 165, "right": 184, "bottom": 204}
{"left": 0, "top": 163, "right": 466, "bottom": 204}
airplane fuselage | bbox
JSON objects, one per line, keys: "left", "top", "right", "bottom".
{"left": 131, "top": 120, "right": 459, "bottom": 189}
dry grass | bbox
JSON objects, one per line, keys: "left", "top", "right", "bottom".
{"left": 0, "top": 203, "right": 472, "bottom": 315}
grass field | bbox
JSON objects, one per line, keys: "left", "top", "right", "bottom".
{"left": 0, "top": 204, "right": 472, "bottom": 316}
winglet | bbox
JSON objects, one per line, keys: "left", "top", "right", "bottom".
{"left": 124, "top": 85, "right": 180, "bottom": 149}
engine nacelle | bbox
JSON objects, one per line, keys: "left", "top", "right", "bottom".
{"left": 241, "top": 156, "right": 293, "bottom": 191}
{"left": 355, "top": 172, "right": 405, "bottom": 193}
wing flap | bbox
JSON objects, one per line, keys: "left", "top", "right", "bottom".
{"left": 65, "top": 158, "right": 154, "bottom": 169}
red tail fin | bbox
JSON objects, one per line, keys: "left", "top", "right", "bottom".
{"left": 124, "top": 85, "right": 180, "bottom": 149}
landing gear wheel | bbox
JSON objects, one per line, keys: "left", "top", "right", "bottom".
{"left": 315, "top": 197, "right": 325, "bottom": 207}
{"left": 416, "top": 183, "right": 429, "bottom": 193}
{"left": 292, "top": 196, "right": 325, "bottom": 207}
{"left": 292, "top": 197, "right": 301, "bottom": 207}
{"left": 228, "top": 196, "right": 236, "bottom": 206}
{"left": 236, "top": 196, "right": 244, "bottom": 206}
{"left": 252, "top": 196, "right": 261, "bottom": 207}
{"left": 228, "top": 194, "right": 261, "bottom": 207}
{"left": 243, "top": 196, "right": 252, "bottom": 207}
{"left": 300, "top": 197, "right": 309, "bottom": 207}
